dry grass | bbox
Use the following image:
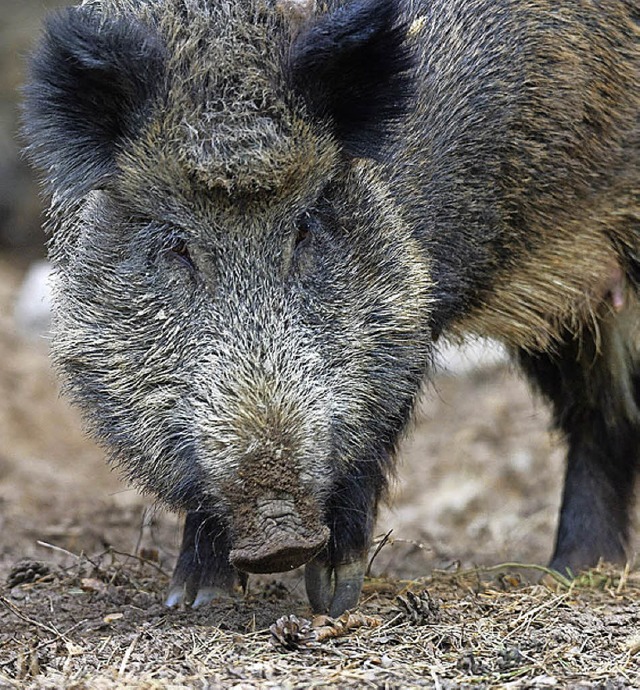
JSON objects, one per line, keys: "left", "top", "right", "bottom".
{"left": 1, "top": 550, "right": 638, "bottom": 689}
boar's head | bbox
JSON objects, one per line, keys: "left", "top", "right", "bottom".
{"left": 23, "top": 0, "right": 434, "bottom": 612}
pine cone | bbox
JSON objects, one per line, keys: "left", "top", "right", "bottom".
{"left": 6, "top": 560, "right": 52, "bottom": 588}
{"left": 270, "top": 614, "right": 318, "bottom": 650}
{"left": 395, "top": 589, "right": 440, "bottom": 625}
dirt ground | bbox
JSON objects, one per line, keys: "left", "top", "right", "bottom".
{"left": 1, "top": 255, "right": 639, "bottom": 689}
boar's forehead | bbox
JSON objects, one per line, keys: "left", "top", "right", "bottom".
{"left": 112, "top": 0, "right": 339, "bottom": 207}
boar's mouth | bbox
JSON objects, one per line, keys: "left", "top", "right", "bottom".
{"left": 229, "top": 495, "right": 330, "bottom": 573}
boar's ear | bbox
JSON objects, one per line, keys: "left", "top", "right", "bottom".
{"left": 289, "top": 0, "right": 414, "bottom": 160}
{"left": 22, "top": 7, "right": 165, "bottom": 200}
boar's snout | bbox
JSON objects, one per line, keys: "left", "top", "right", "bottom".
{"left": 229, "top": 495, "right": 330, "bottom": 573}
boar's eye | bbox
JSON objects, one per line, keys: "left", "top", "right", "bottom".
{"left": 166, "top": 235, "right": 195, "bottom": 271}
{"left": 294, "top": 212, "right": 314, "bottom": 252}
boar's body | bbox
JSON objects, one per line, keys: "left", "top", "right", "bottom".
{"left": 23, "top": 0, "right": 639, "bottom": 615}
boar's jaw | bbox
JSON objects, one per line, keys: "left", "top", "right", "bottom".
{"left": 229, "top": 495, "right": 330, "bottom": 573}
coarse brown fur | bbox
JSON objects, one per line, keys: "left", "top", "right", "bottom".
{"left": 22, "top": 0, "right": 639, "bottom": 615}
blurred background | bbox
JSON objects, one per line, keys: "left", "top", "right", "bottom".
{"left": 1, "top": 0, "right": 68, "bottom": 255}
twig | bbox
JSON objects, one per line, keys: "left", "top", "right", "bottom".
{"left": 440, "top": 562, "right": 574, "bottom": 588}
{"left": 1, "top": 596, "right": 68, "bottom": 639}
{"left": 36, "top": 540, "right": 82, "bottom": 561}
{"left": 366, "top": 530, "right": 393, "bottom": 576}
{"left": 106, "top": 547, "right": 169, "bottom": 578}
{"left": 37, "top": 540, "right": 168, "bottom": 579}
{"left": 0, "top": 599, "right": 83, "bottom": 670}
{"left": 118, "top": 633, "right": 140, "bottom": 676}
{"left": 37, "top": 540, "right": 103, "bottom": 573}
{"left": 616, "top": 561, "right": 631, "bottom": 595}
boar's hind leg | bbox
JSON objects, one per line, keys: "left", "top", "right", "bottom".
{"left": 517, "top": 306, "right": 640, "bottom": 575}
{"left": 166, "top": 511, "right": 245, "bottom": 608}
{"left": 305, "top": 465, "right": 381, "bottom": 617}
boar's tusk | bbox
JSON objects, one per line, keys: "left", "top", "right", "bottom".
{"left": 305, "top": 554, "right": 367, "bottom": 617}
{"left": 304, "top": 556, "right": 333, "bottom": 613}
{"left": 330, "top": 559, "right": 366, "bottom": 618}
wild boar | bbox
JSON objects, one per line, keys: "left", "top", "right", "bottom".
{"left": 23, "top": 0, "right": 639, "bottom": 615}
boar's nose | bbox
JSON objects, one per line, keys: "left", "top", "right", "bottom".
{"left": 229, "top": 495, "right": 330, "bottom": 573}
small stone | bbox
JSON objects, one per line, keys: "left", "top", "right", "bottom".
{"left": 497, "top": 646, "right": 524, "bottom": 669}
{"left": 457, "top": 651, "right": 487, "bottom": 675}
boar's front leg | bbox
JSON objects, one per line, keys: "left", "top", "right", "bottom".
{"left": 517, "top": 307, "right": 640, "bottom": 574}
{"left": 166, "top": 511, "right": 245, "bottom": 608}
{"left": 305, "top": 465, "right": 382, "bottom": 617}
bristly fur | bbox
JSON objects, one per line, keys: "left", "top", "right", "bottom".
{"left": 23, "top": 6, "right": 165, "bottom": 201}
{"left": 288, "top": 0, "right": 415, "bottom": 160}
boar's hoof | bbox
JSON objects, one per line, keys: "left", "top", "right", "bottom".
{"left": 549, "top": 544, "right": 627, "bottom": 580}
{"left": 165, "top": 564, "right": 242, "bottom": 608}
{"left": 548, "top": 515, "right": 628, "bottom": 579}
{"left": 166, "top": 558, "right": 247, "bottom": 608}
{"left": 230, "top": 524, "right": 330, "bottom": 574}
{"left": 166, "top": 582, "right": 229, "bottom": 609}
{"left": 305, "top": 555, "right": 366, "bottom": 617}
